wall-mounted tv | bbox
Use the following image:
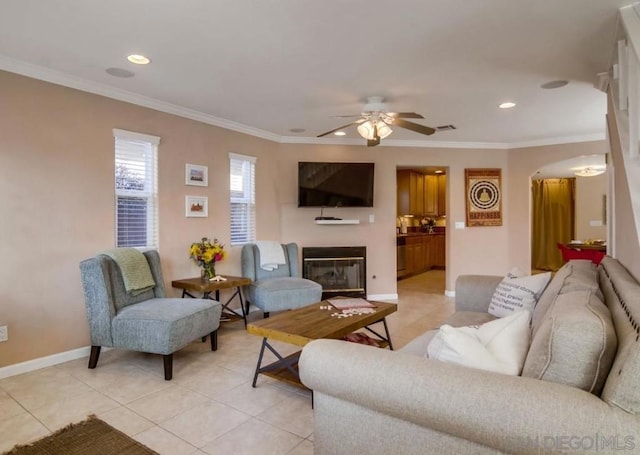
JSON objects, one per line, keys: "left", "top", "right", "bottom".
{"left": 298, "top": 162, "right": 375, "bottom": 207}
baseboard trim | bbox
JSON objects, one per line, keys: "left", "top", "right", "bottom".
{"left": 368, "top": 293, "right": 398, "bottom": 301}
{"left": 0, "top": 346, "right": 93, "bottom": 380}
{"left": 445, "top": 290, "right": 456, "bottom": 297}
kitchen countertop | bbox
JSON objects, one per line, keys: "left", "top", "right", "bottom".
{"left": 397, "top": 228, "right": 445, "bottom": 237}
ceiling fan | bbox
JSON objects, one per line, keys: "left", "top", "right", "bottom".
{"left": 317, "top": 96, "right": 436, "bottom": 146}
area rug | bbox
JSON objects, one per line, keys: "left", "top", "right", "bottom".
{"left": 3, "top": 415, "right": 158, "bottom": 455}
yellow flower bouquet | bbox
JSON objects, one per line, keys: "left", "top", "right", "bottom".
{"left": 189, "top": 237, "right": 226, "bottom": 280}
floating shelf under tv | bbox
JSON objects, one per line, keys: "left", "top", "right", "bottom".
{"left": 314, "top": 219, "right": 360, "bottom": 225}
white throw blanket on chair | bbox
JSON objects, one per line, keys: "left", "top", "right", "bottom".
{"left": 256, "top": 241, "right": 286, "bottom": 271}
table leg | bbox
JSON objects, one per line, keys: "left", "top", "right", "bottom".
{"left": 364, "top": 317, "right": 394, "bottom": 350}
{"left": 213, "top": 287, "right": 248, "bottom": 326}
{"left": 252, "top": 338, "right": 301, "bottom": 387}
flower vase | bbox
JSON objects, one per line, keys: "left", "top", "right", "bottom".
{"left": 201, "top": 264, "right": 215, "bottom": 281}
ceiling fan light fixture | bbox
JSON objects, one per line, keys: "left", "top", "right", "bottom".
{"left": 376, "top": 122, "right": 393, "bottom": 139}
{"left": 357, "top": 121, "right": 376, "bottom": 140}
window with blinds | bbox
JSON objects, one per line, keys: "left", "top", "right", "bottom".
{"left": 113, "top": 129, "right": 160, "bottom": 249}
{"left": 230, "top": 153, "right": 256, "bottom": 245}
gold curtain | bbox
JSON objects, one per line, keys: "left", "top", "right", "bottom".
{"left": 531, "top": 178, "right": 575, "bottom": 271}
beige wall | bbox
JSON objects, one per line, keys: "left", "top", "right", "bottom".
{"left": 0, "top": 71, "right": 280, "bottom": 367}
{"left": 575, "top": 173, "right": 607, "bottom": 241}
{"left": 0, "top": 70, "right": 616, "bottom": 369}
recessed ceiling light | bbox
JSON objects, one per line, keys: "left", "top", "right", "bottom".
{"left": 106, "top": 67, "right": 135, "bottom": 78}
{"left": 541, "top": 80, "right": 569, "bottom": 89}
{"left": 498, "top": 102, "right": 516, "bottom": 109}
{"left": 435, "top": 170, "right": 444, "bottom": 174}
{"left": 572, "top": 166, "right": 606, "bottom": 177}
{"left": 127, "top": 54, "right": 151, "bottom": 65}
{"left": 334, "top": 131, "right": 346, "bottom": 136}
{"left": 289, "top": 128, "right": 306, "bottom": 133}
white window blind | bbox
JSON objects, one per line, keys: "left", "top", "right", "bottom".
{"left": 230, "top": 153, "right": 256, "bottom": 245}
{"left": 113, "top": 129, "right": 160, "bottom": 249}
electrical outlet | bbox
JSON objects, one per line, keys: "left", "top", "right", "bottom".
{"left": 0, "top": 325, "right": 7, "bottom": 342}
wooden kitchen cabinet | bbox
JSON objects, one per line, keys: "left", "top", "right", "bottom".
{"left": 437, "top": 175, "right": 447, "bottom": 216}
{"left": 397, "top": 170, "right": 424, "bottom": 216}
{"left": 414, "top": 239, "right": 425, "bottom": 272}
{"left": 399, "top": 171, "right": 447, "bottom": 218}
{"left": 397, "top": 170, "right": 411, "bottom": 216}
{"left": 400, "top": 234, "right": 446, "bottom": 278}
{"left": 423, "top": 175, "right": 438, "bottom": 216}
{"left": 405, "top": 236, "right": 421, "bottom": 274}
{"left": 432, "top": 234, "right": 445, "bottom": 268}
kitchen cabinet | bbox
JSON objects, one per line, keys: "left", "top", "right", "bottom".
{"left": 398, "top": 233, "right": 446, "bottom": 278}
{"left": 437, "top": 175, "right": 447, "bottom": 216}
{"left": 423, "top": 175, "right": 438, "bottom": 216}
{"left": 405, "top": 236, "right": 422, "bottom": 274}
{"left": 414, "top": 238, "right": 425, "bottom": 272}
{"left": 398, "top": 170, "right": 447, "bottom": 217}
{"left": 397, "top": 170, "right": 423, "bottom": 216}
{"left": 432, "top": 234, "right": 445, "bottom": 268}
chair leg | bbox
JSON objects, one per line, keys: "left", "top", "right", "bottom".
{"left": 264, "top": 312, "right": 270, "bottom": 319}
{"left": 210, "top": 330, "right": 218, "bottom": 351}
{"left": 163, "top": 354, "right": 173, "bottom": 381}
{"left": 88, "top": 346, "right": 101, "bottom": 369}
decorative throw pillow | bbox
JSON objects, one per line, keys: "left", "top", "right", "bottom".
{"left": 488, "top": 272, "right": 551, "bottom": 318}
{"left": 426, "top": 310, "right": 531, "bottom": 375}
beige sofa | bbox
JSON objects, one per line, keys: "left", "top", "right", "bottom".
{"left": 299, "top": 257, "right": 640, "bottom": 454}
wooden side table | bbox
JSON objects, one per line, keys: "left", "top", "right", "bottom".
{"left": 171, "top": 275, "right": 252, "bottom": 327}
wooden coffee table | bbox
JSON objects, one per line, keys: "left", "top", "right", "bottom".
{"left": 246, "top": 299, "right": 397, "bottom": 388}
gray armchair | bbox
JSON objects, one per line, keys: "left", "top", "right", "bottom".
{"left": 79, "top": 250, "right": 222, "bottom": 380}
{"left": 241, "top": 243, "right": 322, "bottom": 317}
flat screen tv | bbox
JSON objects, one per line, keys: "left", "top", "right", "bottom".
{"left": 298, "top": 162, "right": 375, "bottom": 207}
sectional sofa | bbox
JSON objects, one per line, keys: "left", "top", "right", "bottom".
{"left": 299, "top": 257, "right": 640, "bottom": 454}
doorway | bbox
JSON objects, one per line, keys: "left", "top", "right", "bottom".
{"left": 531, "top": 178, "right": 575, "bottom": 271}
{"left": 396, "top": 166, "right": 447, "bottom": 294}
{"left": 531, "top": 155, "right": 607, "bottom": 272}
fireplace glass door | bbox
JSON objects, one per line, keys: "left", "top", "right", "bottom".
{"left": 302, "top": 246, "right": 366, "bottom": 299}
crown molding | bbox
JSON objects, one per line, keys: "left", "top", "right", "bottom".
{"left": 0, "top": 55, "right": 606, "bottom": 150}
{"left": 280, "top": 135, "right": 510, "bottom": 149}
{"left": 280, "top": 134, "right": 605, "bottom": 149}
{"left": 0, "top": 56, "right": 281, "bottom": 142}
{"left": 507, "top": 133, "right": 606, "bottom": 149}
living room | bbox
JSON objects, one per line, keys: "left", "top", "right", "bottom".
{"left": 2, "top": 1, "right": 640, "bottom": 454}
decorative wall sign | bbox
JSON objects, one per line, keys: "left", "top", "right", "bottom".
{"left": 185, "top": 163, "right": 208, "bottom": 186}
{"left": 185, "top": 195, "right": 208, "bottom": 217}
{"left": 465, "top": 168, "right": 502, "bottom": 227}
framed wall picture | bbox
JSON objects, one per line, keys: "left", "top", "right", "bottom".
{"left": 185, "top": 196, "right": 208, "bottom": 217}
{"left": 465, "top": 168, "right": 502, "bottom": 227}
{"left": 185, "top": 163, "right": 208, "bottom": 186}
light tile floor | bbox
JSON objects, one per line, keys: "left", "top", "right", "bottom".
{"left": 0, "top": 271, "right": 453, "bottom": 455}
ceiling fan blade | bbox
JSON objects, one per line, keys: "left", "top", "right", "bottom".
{"left": 317, "top": 120, "right": 363, "bottom": 137}
{"left": 392, "top": 118, "right": 436, "bottom": 136}
{"left": 388, "top": 112, "right": 424, "bottom": 119}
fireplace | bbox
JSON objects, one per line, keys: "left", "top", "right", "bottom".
{"left": 302, "top": 246, "right": 366, "bottom": 299}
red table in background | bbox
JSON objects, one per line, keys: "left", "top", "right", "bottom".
{"left": 557, "top": 243, "right": 606, "bottom": 265}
